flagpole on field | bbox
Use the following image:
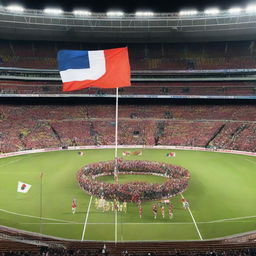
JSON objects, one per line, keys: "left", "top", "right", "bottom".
{"left": 114, "top": 87, "right": 119, "bottom": 244}
{"left": 114, "top": 87, "right": 119, "bottom": 184}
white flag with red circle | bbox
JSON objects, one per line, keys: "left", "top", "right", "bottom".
{"left": 17, "top": 181, "right": 32, "bottom": 193}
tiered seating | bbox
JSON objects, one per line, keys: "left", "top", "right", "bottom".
{"left": 0, "top": 80, "right": 255, "bottom": 96}
{"left": 1, "top": 40, "right": 256, "bottom": 70}
{"left": 0, "top": 104, "right": 255, "bottom": 153}
{"left": 210, "top": 122, "right": 256, "bottom": 151}
{"left": 21, "top": 122, "right": 61, "bottom": 149}
{"left": 158, "top": 121, "right": 224, "bottom": 147}
{"left": 93, "top": 120, "right": 115, "bottom": 145}
{"left": 50, "top": 120, "right": 95, "bottom": 146}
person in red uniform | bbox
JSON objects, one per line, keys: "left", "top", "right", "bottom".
{"left": 139, "top": 205, "right": 143, "bottom": 219}
{"left": 152, "top": 204, "right": 158, "bottom": 219}
{"left": 72, "top": 198, "right": 77, "bottom": 214}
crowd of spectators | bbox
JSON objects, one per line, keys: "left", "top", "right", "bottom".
{"left": 0, "top": 104, "right": 255, "bottom": 153}
{"left": 76, "top": 159, "right": 190, "bottom": 201}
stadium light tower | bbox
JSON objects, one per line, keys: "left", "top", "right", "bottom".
{"left": 228, "top": 7, "right": 242, "bottom": 14}
{"left": 6, "top": 4, "right": 24, "bottom": 13}
{"left": 106, "top": 11, "right": 124, "bottom": 17}
{"left": 135, "top": 11, "right": 154, "bottom": 17}
{"left": 43, "top": 8, "right": 63, "bottom": 15}
{"left": 179, "top": 9, "right": 198, "bottom": 16}
{"left": 246, "top": 4, "right": 256, "bottom": 13}
{"left": 204, "top": 8, "right": 220, "bottom": 15}
{"left": 73, "top": 9, "right": 91, "bottom": 16}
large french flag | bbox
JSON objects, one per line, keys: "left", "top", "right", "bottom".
{"left": 57, "top": 47, "right": 131, "bottom": 92}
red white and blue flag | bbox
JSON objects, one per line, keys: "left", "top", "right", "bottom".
{"left": 57, "top": 47, "right": 131, "bottom": 92}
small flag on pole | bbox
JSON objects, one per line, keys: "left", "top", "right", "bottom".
{"left": 57, "top": 47, "right": 131, "bottom": 92}
{"left": 17, "top": 181, "right": 32, "bottom": 193}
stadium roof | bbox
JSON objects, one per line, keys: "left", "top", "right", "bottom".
{"left": 0, "top": 0, "right": 249, "bottom": 13}
{"left": 1, "top": 7, "right": 256, "bottom": 42}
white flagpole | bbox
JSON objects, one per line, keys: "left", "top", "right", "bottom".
{"left": 114, "top": 87, "right": 119, "bottom": 183}
{"left": 114, "top": 87, "right": 119, "bottom": 244}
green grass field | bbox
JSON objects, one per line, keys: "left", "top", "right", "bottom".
{"left": 0, "top": 149, "right": 255, "bottom": 241}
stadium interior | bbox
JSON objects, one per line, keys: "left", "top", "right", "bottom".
{"left": 0, "top": 99, "right": 255, "bottom": 153}
{"left": 0, "top": 4, "right": 256, "bottom": 256}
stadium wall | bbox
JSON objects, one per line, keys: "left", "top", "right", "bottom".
{"left": 0, "top": 145, "right": 255, "bottom": 159}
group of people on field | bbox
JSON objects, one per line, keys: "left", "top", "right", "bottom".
{"left": 137, "top": 198, "right": 189, "bottom": 219}
{"left": 94, "top": 197, "right": 128, "bottom": 213}
{"left": 136, "top": 202, "right": 174, "bottom": 219}
{"left": 72, "top": 197, "right": 190, "bottom": 220}
{"left": 76, "top": 159, "right": 190, "bottom": 202}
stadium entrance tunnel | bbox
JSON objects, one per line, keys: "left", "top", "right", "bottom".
{"left": 76, "top": 159, "right": 190, "bottom": 202}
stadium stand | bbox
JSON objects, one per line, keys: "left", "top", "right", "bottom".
{"left": 1, "top": 40, "right": 256, "bottom": 70}
{"left": 1, "top": 81, "right": 255, "bottom": 96}
{"left": 0, "top": 104, "right": 255, "bottom": 153}
{"left": 1, "top": 40, "right": 256, "bottom": 97}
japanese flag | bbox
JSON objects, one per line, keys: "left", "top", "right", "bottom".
{"left": 17, "top": 181, "right": 32, "bottom": 193}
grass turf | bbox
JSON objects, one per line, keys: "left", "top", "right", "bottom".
{"left": 0, "top": 149, "right": 255, "bottom": 241}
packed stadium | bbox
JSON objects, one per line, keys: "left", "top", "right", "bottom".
{"left": 0, "top": 0, "right": 256, "bottom": 255}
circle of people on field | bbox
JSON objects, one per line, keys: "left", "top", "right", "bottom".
{"left": 76, "top": 159, "right": 190, "bottom": 202}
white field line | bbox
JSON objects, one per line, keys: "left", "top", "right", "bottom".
{"left": 0, "top": 208, "right": 75, "bottom": 223}
{"left": 202, "top": 215, "right": 256, "bottom": 224}
{"left": 2, "top": 207, "right": 256, "bottom": 226}
{"left": 22, "top": 222, "right": 193, "bottom": 225}
{"left": 181, "top": 194, "right": 203, "bottom": 241}
{"left": 0, "top": 156, "right": 30, "bottom": 168}
{"left": 115, "top": 210, "right": 118, "bottom": 243}
{"left": 81, "top": 195, "right": 93, "bottom": 241}
{"left": 22, "top": 218, "right": 256, "bottom": 225}
{"left": 244, "top": 158, "right": 256, "bottom": 165}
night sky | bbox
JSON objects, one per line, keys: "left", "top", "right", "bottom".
{"left": 0, "top": 0, "right": 251, "bottom": 13}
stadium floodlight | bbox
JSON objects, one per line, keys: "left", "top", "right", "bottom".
{"left": 204, "top": 8, "right": 220, "bottom": 15}
{"left": 43, "top": 8, "right": 63, "bottom": 15}
{"left": 228, "top": 7, "right": 242, "bottom": 14}
{"left": 179, "top": 9, "right": 198, "bottom": 16}
{"left": 73, "top": 9, "right": 91, "bottom": 16}
{"left": 106, "top": 11, "right": 124, "bottom": 17}
{"left": 135, "top": 11, "right": 154, "bottom": 17}
{"left": 6, "top": 4, "right": 24, "bottom": 13}
{"left": 246, "top": 4, "right": 256, "bottom": 13}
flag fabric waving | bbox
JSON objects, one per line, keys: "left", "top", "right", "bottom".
{"left": 17, "top": 181, "right": 32, "bottom": 193}
{"left": 57, "top": 47, "right": 131, "bottom": 92}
